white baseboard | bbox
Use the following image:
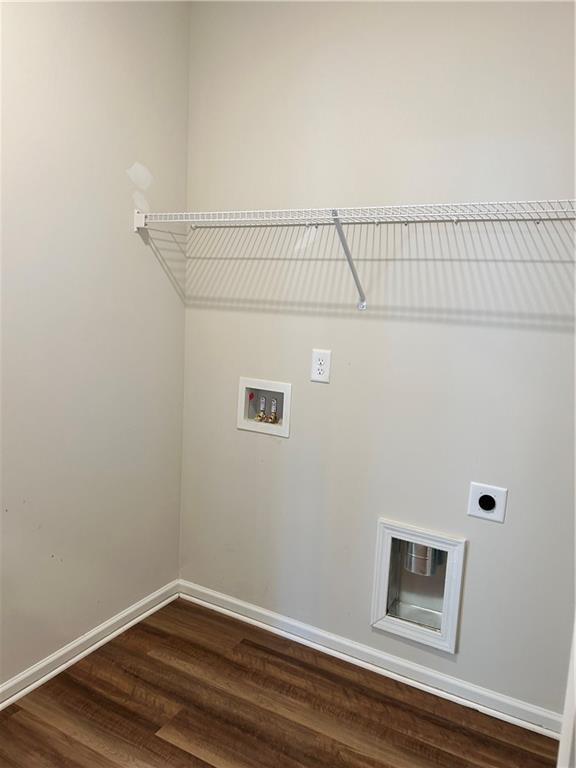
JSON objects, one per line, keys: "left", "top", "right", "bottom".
{"left": 178, "top": 579, "right": 562, "bottom": 738}
{"left": 0, "top": 577, "right": 562, "bottom": 740}
{"left": 0, "top": 579, "right": 180, "bottom": 710}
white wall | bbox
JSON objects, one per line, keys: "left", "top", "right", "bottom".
{"left": 181, "top": 2, "right": 574, "bottom": 714}
{"left": 1, "top": 2, "right": 189, "bottom": 682}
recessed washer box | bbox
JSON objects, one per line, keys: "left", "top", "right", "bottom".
{"left": 237, "top": 377, "right": 292, "bottom": 438}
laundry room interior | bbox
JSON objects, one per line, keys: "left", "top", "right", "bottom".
{"left": 1, "top": 2, "right": 574, "bottom": 766}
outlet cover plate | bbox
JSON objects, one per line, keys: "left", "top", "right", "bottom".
{"left": 468, "top": 482, "right": 508, "bottom": 523}
{"left": 311, "top": 349, "right": 331, "bottom": 383}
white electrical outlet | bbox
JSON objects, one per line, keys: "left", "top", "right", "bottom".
{"left": 467, "top": 482, "right": 508, "bottom": 523}
{"left": 311, "top": 349, "right": 331, "bottom": 383}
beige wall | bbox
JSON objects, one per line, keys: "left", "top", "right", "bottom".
{"left": 1, "top": 2, "right": 189, "bottom": 682}
{"left": 181, "top": 2, "right": 575, "bottom": 713}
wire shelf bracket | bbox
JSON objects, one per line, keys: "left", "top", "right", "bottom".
{"left": 133, "top": 199, "right": 576, "bottom": 311}
{"left": 332, "top": 210, "right": 367, "bottom": 310}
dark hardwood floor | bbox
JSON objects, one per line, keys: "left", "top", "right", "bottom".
{"left": 0, "top": 598, "right": 558, "bottom": 767}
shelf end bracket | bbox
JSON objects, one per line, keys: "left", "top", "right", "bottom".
{"left": 332, "top": 210, "right": 367, "bottom": 311}
{"left": 133, "top": 210, "right": 147, "bottom": 233}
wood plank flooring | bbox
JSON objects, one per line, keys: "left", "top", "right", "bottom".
{"left": 0, "top": 598, "right": 558, "bottom": 767}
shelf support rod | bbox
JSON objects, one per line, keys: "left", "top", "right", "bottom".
{"left": 332, "top": 210, "right": 367, "bottom": 311}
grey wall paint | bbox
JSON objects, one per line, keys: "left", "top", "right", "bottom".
{"left": 1, "top": 2, "right": 189, "bottom": 682}
{"left": 181, "top": 2, "right": 574, "bottom": 712}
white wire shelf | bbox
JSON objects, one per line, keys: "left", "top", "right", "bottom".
{"left": 135, "top": 199, "right": 576, "bottom": 230}
{"left": 135, "top": 199, "right": 575, "bottom": 312}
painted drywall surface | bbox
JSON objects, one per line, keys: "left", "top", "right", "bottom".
{"left": 181, "top": 2, "right": 574, "bottom": 711}
{"left": 1, "top": 2, "right": 189, "bottom": 682}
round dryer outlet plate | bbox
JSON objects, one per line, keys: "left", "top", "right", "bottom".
{"left": 467, "top": 482, "right": 508, "bottom": 523}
